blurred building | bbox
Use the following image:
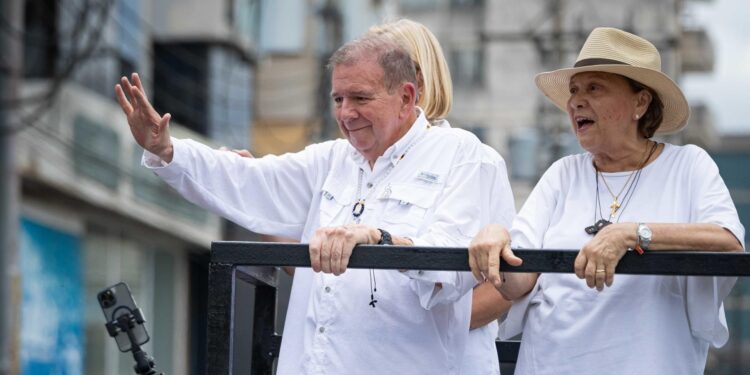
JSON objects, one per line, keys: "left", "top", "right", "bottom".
{"left": 252, "top": 0, "right": 391, "bottom": 155}
{"left": 7, "top": 0, "right": 741, "bottom": 374}
{"left": 707, "top": 134, "right": 750, "bottom": 374}
{"left": 13, "top": 0, "right": 258, "bottom": 374}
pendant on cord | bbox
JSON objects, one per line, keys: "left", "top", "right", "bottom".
{"left": 609, "top": 200, "right": 621, "bottom": 220}
{"left": 585, "top": 219, "right": 612, "bottom": 235}
{"left": 369, "top": 269, "right": 378, "bottom": 308}
{"left": 352, "top": 200, "right": 365, "bottom": 219}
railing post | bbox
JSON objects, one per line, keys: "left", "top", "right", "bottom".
{"left": 207, "top": 263, "right": 234, "bottom": 375}
{"left": 251, "top": 284, "right": 278, "bottom": 374}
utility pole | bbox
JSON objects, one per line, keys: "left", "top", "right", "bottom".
{"left": 0, "top": 0, "right": 23, "bottom": 373}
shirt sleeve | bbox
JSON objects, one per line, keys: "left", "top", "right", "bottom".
{"left": 142, "top": 138, "right": 330, "bottom": 239}
{"left": 402, "top": 132, "right": 485, "bottom": 309}
{"left": 685, "top": 146, "right": 745, "bottom": 347}
{"left": 498, "top": 160, "right": 564, "bottom": 339}
{"left": 482, "top": 145, "right": 516, "bottom": 228}
{"left": 510, "top": 159, "right": 564, "bottom": 249}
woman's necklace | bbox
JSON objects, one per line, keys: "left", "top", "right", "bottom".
{"left": 586, "top": 141, "right": 658, "bottom": 235}
{"left": 598, "top": 144, "right": 650, "bottom": 220}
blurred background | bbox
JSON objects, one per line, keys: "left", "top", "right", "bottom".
{"left": 0, "top": 0, "right": 748, "bottom": 374}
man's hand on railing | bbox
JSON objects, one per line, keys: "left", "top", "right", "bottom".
{"left": 308, "top": 224, "right": 380, "bottom": 275}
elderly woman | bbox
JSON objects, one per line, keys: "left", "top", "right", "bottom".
{"left": 468, "top": 27, "right": 745, "bottom": 374}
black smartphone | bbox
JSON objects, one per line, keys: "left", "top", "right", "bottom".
{"left": 97, "top": 282, "right": 150, "bottom": 352}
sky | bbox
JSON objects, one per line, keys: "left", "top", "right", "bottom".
{"left": 682, "top": 0, "right": 750, "bottom": 135}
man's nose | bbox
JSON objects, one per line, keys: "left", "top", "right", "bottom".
{"left": 339, "top": 99, "right": 359, "bottom": 121}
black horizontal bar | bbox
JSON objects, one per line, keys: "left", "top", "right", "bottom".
{"left": 211, "top": 242, "right": 750, "bottom": 276}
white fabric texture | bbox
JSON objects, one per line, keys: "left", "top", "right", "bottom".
{"left": 500, "top": 143, "right": 745, "bottom": 375}
{"left": 143, "top": 111, "right": 486, "bottom": 374}
{"left": 434, "top": 119, "right": 515, "bottom": 375}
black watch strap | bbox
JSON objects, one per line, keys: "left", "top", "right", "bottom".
{"left": 377, "top": 228, "right": 393, "bottom": 245}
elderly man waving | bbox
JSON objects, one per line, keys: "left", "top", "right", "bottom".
{"left": 116, "top": 35, "right": 486, "bottom": 374}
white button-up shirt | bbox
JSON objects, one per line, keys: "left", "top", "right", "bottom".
{"left": 144, "top": 111, "right": 484, "bottom": 374}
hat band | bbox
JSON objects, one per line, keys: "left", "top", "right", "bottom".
{"left": 574, "top": 58, "right": 629, "bottom": 68}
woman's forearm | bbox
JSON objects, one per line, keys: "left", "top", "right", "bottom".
{"left": 637, "top": 223, "right": 743, "bottom": 252}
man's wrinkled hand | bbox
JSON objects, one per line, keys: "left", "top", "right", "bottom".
{"left": 309, "top": 224, "right": 378, "bottom": 275}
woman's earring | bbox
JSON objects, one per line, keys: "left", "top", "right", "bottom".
{"left": 634, "top": 114, "right": 640, "bottom": 120}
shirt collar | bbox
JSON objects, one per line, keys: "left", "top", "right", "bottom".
{"left": 349, "top": 107, "right": 430, "bottom": 168}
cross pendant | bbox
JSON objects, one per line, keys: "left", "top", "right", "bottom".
{"left": 609, "top": 199, "right": 621, "bottom": 219}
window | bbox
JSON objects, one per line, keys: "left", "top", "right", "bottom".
{"left": 450, "top": 47, "right": 485, "bottom": 88}
{"left": 153, "top": 42, "right": 209, "bottom": 135}
{"left": 230, "top": 0, "right": 261, "bottom": 45}
{"left": 207, "top": 46, "right": 253, "bottom": 149}
{"left": 24, "top": 0, "right": 58, "bottom": 78}
{"left": 115, "top": 0, "right": 141, "bottom": 78}
{"left": 450, "top": 0, "right": 484, "bottom": 9}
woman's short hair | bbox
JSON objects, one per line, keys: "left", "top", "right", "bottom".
{"left": 368, "top": 19, "right": 453, "bottom": 122}
{"left": 625, "top": 76, "right": 664, "bottom": 139}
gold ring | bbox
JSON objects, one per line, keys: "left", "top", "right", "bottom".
{"left": 595, "top": 269, "right": 605, "bottom": 273}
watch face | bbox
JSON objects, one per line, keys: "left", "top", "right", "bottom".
{"left": 639, "top": 226, "right": 652, "bottom": 237}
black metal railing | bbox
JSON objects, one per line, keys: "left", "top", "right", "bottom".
{"left": 207, "top": 242, "right": 750, "bottom": 374}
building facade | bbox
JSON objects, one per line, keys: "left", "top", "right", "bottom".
{"left": 12, "top": 0, "right": 259, "bottom": 374}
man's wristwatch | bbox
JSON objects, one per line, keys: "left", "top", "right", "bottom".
{"left": 635, "top": 222, "right": 652, "bottom": 255}
{"left": 377, "top": 228, "right": 393, "bottom": 245}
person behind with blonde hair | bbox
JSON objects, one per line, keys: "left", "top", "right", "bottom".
{"left": 370, "top": 19, "right": 515, "bottom": 375}
{"left": 369, "top": 19, "right": 453, "bottom": 122}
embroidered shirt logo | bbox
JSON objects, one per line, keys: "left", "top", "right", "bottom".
{"left": 417, "top": 171, "right": 440, "bottom": 184}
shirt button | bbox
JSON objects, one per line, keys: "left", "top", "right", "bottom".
{"left": 318, "top": 326, "right": 325, "bottom": 333}
{"left": 366, "top": 182, "right": 373, "bottom": 188}
{"left": 324, "top": 286, "right": 331, "bottom": 293}
{"left": 418, "top": 270, "right": 425, "bottom": 275}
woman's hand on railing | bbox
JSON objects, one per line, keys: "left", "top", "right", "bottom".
{"left": 469, "top": 224, "right": 522, "bottom": 287}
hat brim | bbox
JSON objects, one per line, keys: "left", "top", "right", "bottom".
{"left": 535, "top": 65, "right": 690, "bottom": 135}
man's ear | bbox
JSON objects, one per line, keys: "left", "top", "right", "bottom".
{"left": 400, "top": 82, "right": 417, "bottom": 114}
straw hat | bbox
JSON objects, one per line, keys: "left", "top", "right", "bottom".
{"left": 535, "top": 27, "right": 690, "bottom": 134}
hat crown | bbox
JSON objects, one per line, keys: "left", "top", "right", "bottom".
{"left": 576, "top": 27, "right": 662, "bottom": 72}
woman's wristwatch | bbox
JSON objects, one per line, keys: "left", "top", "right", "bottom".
{"left": 634, "top": 223, "right": 652, "bottom": 255}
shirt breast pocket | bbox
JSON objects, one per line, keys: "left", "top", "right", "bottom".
{"left": 319, "top": 181, "right": 354, "bottom": 227}
{"left": 379, "top": 182, "right": 440, "bottom": 236}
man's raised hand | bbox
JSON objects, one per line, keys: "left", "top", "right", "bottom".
{"left": 115, "top": 73, "right": 174, "bottom": 162}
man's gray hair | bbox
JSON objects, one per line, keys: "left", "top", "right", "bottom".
{"left": 328, "top": 34, "right": 418, "bottom": 93}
